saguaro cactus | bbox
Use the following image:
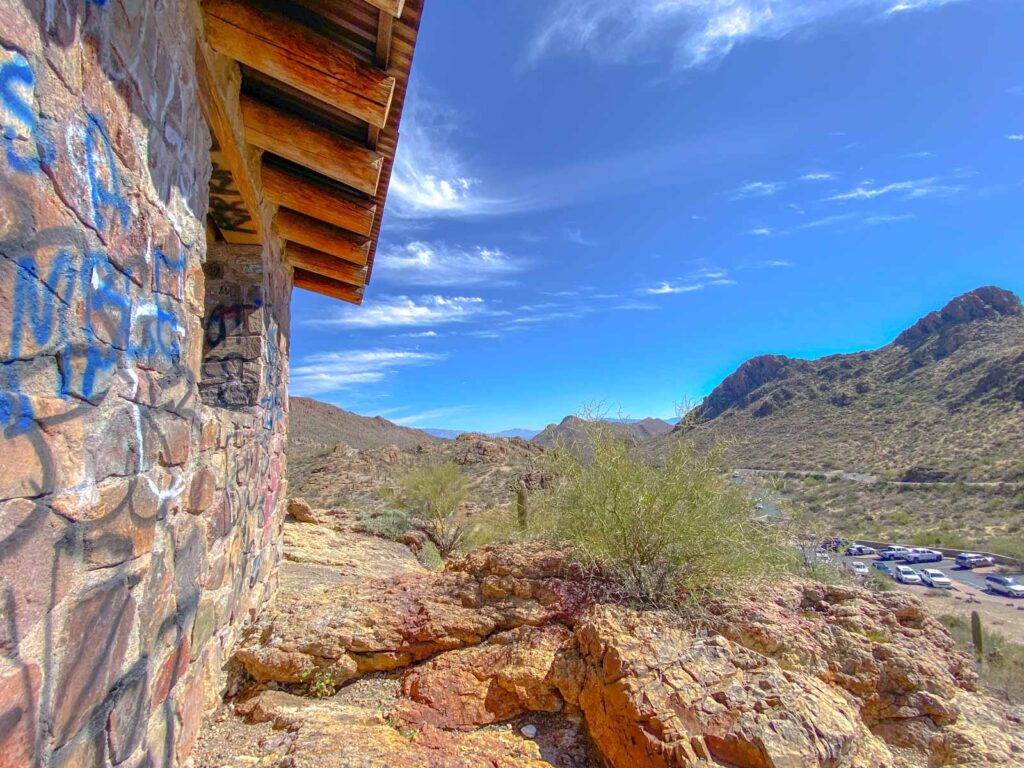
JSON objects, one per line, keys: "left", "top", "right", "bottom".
{"left": 516, "top": 484, "right": 529, "bottom": 532}
{"left": 970, "top": 610, "right": 984, "bottom": 661}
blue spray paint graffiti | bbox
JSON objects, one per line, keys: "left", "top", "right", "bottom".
{"left": 0, "top": 50, "right": 54, "bottom": 174}
{"left": 1, "top": 58, "right": 186, "bottom": 433}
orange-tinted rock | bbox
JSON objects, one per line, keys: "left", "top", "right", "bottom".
{"left": 397, "top": 625, "right": 577, "bottom": 728}
{"left": 0, "top": 661, "right": 41, "bottom": 768}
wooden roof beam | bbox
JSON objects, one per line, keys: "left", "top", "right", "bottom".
{"left": 241, "top": 96, "right": 384, "bottom": 196}
{"left": 293, "top": 268, "right": 365, "bottom": 304}
{"left": 287, "top": 242, "right": 368, "bottom": 287}
{"left": 277, "top": 209, "right": 370, "bottom": 266}
{"left": 204, "top": 0, "right": 395, "bottom": 128}
{"left": 261, "top": 164, "right": 376, "bottom": 237}
{"left": 365, "top": 0, "right": 406, "bottom": 19}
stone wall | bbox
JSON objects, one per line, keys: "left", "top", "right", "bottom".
{"left": 0, "top": 1, "right": 290, "bottom": 766}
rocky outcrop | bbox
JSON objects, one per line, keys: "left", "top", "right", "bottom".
{"left": 895, "top": 287, "right": 1023, "bottom": 350}
{"left": 196, "top": 518, "right": 1024, "bottom": 768}
{"left": 691, "top": 355, "right": 796, "bottom": 422}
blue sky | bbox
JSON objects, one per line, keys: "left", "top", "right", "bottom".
{"left": 289, "top": 0, "right": 1024, "bottom": 432}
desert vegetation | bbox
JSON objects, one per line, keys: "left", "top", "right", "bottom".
{"left": 531, "top": 421, "right": 789, "bottom": 605}
{"left": 940, "top": 614, "right": 1024, "bottom": 705}
{"left": 387, "top": 460, "right": 471, "bottom": 557}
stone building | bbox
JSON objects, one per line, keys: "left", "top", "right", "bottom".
{"left": 0, "top": 0, "right": 422, "bottom": 765}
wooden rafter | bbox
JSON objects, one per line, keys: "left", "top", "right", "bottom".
{"left": 287, "top": 242, "right": 368, "bottom": 286}
{"left": 276, "top": 209, "right": 370, "bottom": 266}
{"left": 241, "top": 95, "right": 384, "bottom": 196}
{"left": 364, "top": 0, "right": 406, "bottom": 18}
{"left": 204, "top": 0, "right": 395, "bottom": 128}
{"left": 293, "top": 268, "right": 365, "bottom": 304}
{"left": 261, "top": 163, "right": 377, "bottom": 237}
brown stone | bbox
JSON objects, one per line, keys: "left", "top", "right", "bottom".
{"left": 107, "top": 673, "right": 149, "bottom": 763}
{"left": 53, "top": 577, "right": 137, "bottom": 747}
{"left": 286, "top": 497, "right": 317, "bottom": 523}
{"left": 151, "top": 637, "right": 190, "bottom": 708}
{"left": 187, "top": 466, "right": 216, "bottom": 513}
{"left": 173, "top": 673, "right": 205, "bottom": 765}
{"left": 0, "top": 661, "right": 41, "bottom": 768}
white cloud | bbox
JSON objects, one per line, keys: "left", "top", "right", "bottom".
{"left": 798, "top": 211, "right": 914, "bottom": 229}
{"left": 564, "top": 227, "right": 597, "bottom": 246}
{"left": 387, "top": 95, "right": 508, "bottom": 218}
{"left": 800, "top": 172, "right": 834, "bottom": 181}
{"left": 375, "top": 241, "right": 525, "bottom": 286}
{"left": 310, "top": 295, "right": 492, "bottom": 328}
{"left": 749, "top": 227, "right": 773, "bottom": 236}
{"left": 393, "top": 406, "right": 469, "bottom": 426}
{"left": 526, "top": 0, "right": 969, "bottom": 69}
{"left": 290, "top": 349, "right": 445, "bottom": 395}
{"left": 825, "top": 176, "right": 963, "bottom": 201}
{"left": 1007, "top": 134, "right": 1024, "bottom": 142}
{"left": 760, "top": 259, "right": 794, "bottom": 268}
{"left": 731, "top": 180, "right": 784, "bottom": 199}
{"left": 642, "top": 282, "right": 704, "bottom": 295}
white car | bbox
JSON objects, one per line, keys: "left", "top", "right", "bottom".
{"left": 879, "top": 546, "right": 912, "bottom": 561}
{"left": 846, "top": 544, "right": 877, "bottom": 557}
{"left": 894, "top": 565, "right": 922, "bottom": 585}
{"left": 904, "top": 548, "right": 943, "bottom": 564}
{"left": 918, "top": 569, "right": 952, "bottom": 589}
{"left": 848, "top": 561, "right": 870, "bottom": 576}
{"left": 985, "top": 575, "right": 1024, "bottom": 598}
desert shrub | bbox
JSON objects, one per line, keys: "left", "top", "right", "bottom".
{"left": 535, "top": 421, "right": 787, "bottom": 605}
{"left": 909, "top": 531, "right": 969, "bottom": 550}
{"left": 940, "top": 614, "right": 1024, "bottom": 704}
{"left": 983, "top": 536, "right": 1024, "bottom": 562}
{"left": 390, "top": 461, "right": 469, "bottom": 557}
{"left": 864, "top": 569, "right": 895, "bottom": 592}
{"left": 460, "top": 504, "right": 520, "bottom": 552}
{"left": 417, "top": 541, "right": 443, "bottom": 570}
{"left": 362, "top": 509, "right": 414, "bottom": 541}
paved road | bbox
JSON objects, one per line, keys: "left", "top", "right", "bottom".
{"left": 737, "top": 468, "right": 1021, "bottom": 490}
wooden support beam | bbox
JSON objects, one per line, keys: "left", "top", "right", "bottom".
{"left": 287, "top": 242, "right": 367, "bottom": 287}
{"left": 204, "top": 0, "right": 395, "bottom": 128}
{"left": 195, "top": 41, "right": 265, "bottom": 240}
{"left": 241, "top": 96, "right": 383, "bottom": 196}
{"left": 364, "top": 0, "right": 406, "bottom": 18}
{"left": 276, "top": 209, "right": 369, "bottom": 266}
{"left": 261, "top": 164, "right": 376, "bottom": 237}
{"left": 293, "top": 268, "right": 364, "bottom": 304}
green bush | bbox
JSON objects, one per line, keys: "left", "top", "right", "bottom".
{"left": 390, "top": 461, "right": 469, "bottom": 557}
{"left": 362, "top": 509, "right": 414, "bottom": 541}
{"left": 417, "top": 541, "right": 443, "bottom": 570}
{"left": 535, "top": 421, "right": 787, "bottom": 606}
{"left": 940, "top": 614, "right": 1024, "bottom": 704}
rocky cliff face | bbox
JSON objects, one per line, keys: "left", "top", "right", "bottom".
{"left": 191, "top": 505, "right": 1024, "bottom": 768}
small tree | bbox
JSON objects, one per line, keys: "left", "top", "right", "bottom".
{"left": 536, "top": 419, "right": 787, "bottom": 606}
{"left": 392, "top": 461, "right": 469, "bottom": 557}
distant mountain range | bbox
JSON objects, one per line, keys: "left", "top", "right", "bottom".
{"left": 664, "top": 286, "right": 1024, "bottom": 482}
{"left": 423, "top": 427, "right": 542, "bottom": 440}
{"left": 532, "top": 414, "right": 675, "bottom": 447}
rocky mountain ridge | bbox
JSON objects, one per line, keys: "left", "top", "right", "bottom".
{"left": 533, "top": 414, "right": 674, "bottom": 447}
{"left": 288, "top": 397, "right": 439, "bottom": 454}
{"left": 671, "top": 286, "right": 1024, "bottom": 481}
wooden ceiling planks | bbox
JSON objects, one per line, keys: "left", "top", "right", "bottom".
{"left": 199, "top": 0, "right": 425, "bottom": 304}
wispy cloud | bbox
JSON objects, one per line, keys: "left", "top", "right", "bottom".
{"left": 800, "top": 172, "right": 834, "bottom": 181}
{"left": 731, "top": 180, "right": 784, "bottom": 200}
{"left": 749, "top": 227, "right": 774, "bottom": 236}
{"left": 825, "top": 176, "right": 963, "bottom": 201}
{"left": 393, "top": 406, "right": 469, "bottom": 426}
{"left": 642, "top": 282, "right": 703, "bottom": 295}
{"left": 291, "top": 349, "right": 445, "bottom": 395}
{"left": 375, "top": 241, "right": 525, "bottom": 287}
{"left": 1007, "top": 134, "right": 1024, "bottom": 142}
{"left": 748, "top": 259, "right": 795, "bottom": 268}
{"left": 798, "top": 211, "right": 915, "bottom": 230}
{"left": 309, "top": 295, "right": 493, "bottom": 329}
{"left": 564, "top": 227, "right": 597, "bottom": 246}
{"left": 387, "top": 94, "right": 509, "bottom": 218}
{"left": 525, "top": 0, "right": 970, "bottom": 69}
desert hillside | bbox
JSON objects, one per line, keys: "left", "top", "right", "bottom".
{"left": 288, "top": 396, "right": 440, "bottom": 454}
{"left": 667, "top": 286, "right": 1024, "bottom": 482}
{"left": 533, "top": 414, "right": 674, "bottom": 447}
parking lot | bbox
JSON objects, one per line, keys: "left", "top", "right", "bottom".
{"left": 840, "top": 548, "right": 1023, "bottom": 593}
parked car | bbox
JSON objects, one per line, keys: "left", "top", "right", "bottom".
{"left": 846, "top": 544, "right": 877, "bottom": 557}
{"left": 894, "top": 565, "right": 922, "bottom": 584}
{"left": 879, "top": 546, "right": 912, "bottom": 561}
{"left": 985, "top": 575, "right": 1024, "bottom": 598}
{"left": 848, "top": 561, "right": 870, "bottom": 576}
{"left": 904, "top": 548, "right": 943, "bottom": 564}
{"left": 955, "top": 553, "right": 996, "bottom": 569}
{"left": 873, "top": 562, "right": 894, "bottom": 577}
{"left": 919, "top": 569, "right": 953, "bottom": 589}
